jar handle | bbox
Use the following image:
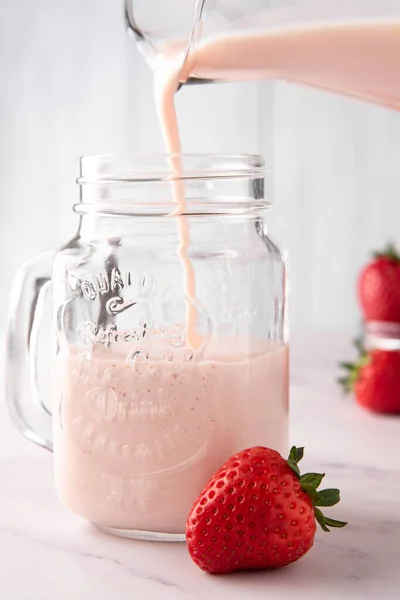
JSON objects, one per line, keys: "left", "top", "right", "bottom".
{"left": 5, "top": 252, "right": 54, "bottom": 451}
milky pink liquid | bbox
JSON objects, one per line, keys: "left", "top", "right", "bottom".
{"left": 153, "top": 55, "right": 203, "bottom": 349}
{"left": 54, "top": 343, "right": 288, "bottom": 533}
{"left": 155, "top": 19, "right": 400, "bottom": 346}
{"left": 184, "top": 20, "right": 400, "bottom": 108}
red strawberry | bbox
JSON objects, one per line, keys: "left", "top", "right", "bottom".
{"left": 358, "top": 243, "right": 400, "bottom": 323}
{"left": 186, "top": 446, "right": 346, "bottom": 574}
{"left": 339, "top": 339, "right": 400, "bottom": 413}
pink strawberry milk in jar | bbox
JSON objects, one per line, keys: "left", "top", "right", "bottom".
{"left": 6, "top": 154, "right": 289, "bottom": 540}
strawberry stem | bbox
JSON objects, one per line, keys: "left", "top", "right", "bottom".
{"left": 373, "top": 242, "right": 400, "bottom": 263}
{"left": 287, "top": 446, "right": 347, "bottom": 532}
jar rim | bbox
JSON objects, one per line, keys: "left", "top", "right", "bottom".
{"left": 77, "top": 153, "right": 266, "bottom": 184}
{"left": 365, "top": 321, "right": 400, "bottom": 351}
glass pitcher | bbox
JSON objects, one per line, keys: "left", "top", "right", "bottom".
{"left": 6, "top": 154, "right": 289, "bottom": 541}
{"left": 126, "top": 0, "right": 400, "bottom": 108}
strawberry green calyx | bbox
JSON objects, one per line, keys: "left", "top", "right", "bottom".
{"left": 287, "top": 446, "right": 347, "bottom": 533}
{"left": 373, "top": 243, "right": 400, "bottom": 263}
{"left": 338, "top": 337, "right": 369, "bottom": 393}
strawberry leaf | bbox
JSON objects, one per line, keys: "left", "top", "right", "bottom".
{"left": 287, "top": 446, "right": 304, "bottom": 478}
{"left": 338, "top": 341, "right": 369, "bottom": 394}
{"left": 339, "top": 362, "right": 355, "bottom": 371}
{"left": 324, "top": 517, "right": 348, "bottom": 529}
{"left": 314, "top": 508, "right": 347, "bottom": 531}
{"left": 353, "top": 336, "right": 365, "bottom": 354}
{"left": 315, "top": 488, "right": 341, "bottom": 507}
{"left": 337, "top": 376, "right": 352, "bottom": 393}
{"left": 294, "top": 447, "right": 304, "bottom": 462}
{"left": 301, "top": 483, "right": 319, "bottom": 504}
{"left": 314, "top": 508, "right": 330, "bottom": 532}
{"left": 287, "top": 447, "right": 347, "bottom": 533}
{"left": 287, "top": 459, "right": 300, "bottom": 478}
{"left": 300, "top": 472, "right": 325, "bottom": 489}
{"left": 289, "top": 446, "right": 304, "bottom": 464}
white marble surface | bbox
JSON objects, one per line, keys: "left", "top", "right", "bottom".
{"left": 2, "top": 333, "right": 400, "bottom": 599}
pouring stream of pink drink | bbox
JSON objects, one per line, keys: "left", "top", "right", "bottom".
{"left": 154, "top": 18, "right": 400, "bottom": 347}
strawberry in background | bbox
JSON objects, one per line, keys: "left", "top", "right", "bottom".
{"left": 358, "top": 243, "right": 400, "bottom": 324}
{"left": 339, "top": 339, "right": 400, "bottom": 414}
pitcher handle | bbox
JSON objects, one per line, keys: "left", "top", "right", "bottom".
{"left": 5, "top": 252, "right": 54, "bottom": 451}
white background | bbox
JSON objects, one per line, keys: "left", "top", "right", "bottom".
{"left": 1, "top": 0, "right": 400, "bottom": 333}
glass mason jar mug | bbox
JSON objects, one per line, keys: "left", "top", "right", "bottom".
{"left": 6, "top": 154, "right": 289, "bottom": 541}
